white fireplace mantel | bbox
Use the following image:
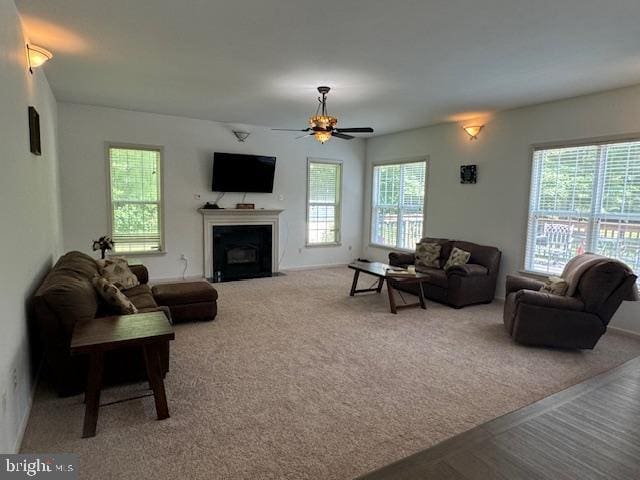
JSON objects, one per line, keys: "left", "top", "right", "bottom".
{"left": 200, "top": 208, "right": 284, "bottom": 279}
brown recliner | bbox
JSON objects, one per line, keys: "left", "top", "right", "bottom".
{"left": 389, "top": 237, "right": 502, "bottom": 308}
{"left": 33, "top": 251, "right": 171, "bottom": 396}
{"left": 504, "top": 256, "right": 638, "bottom": 349}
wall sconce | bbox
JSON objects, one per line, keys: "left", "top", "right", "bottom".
{"left": 232, "top": 131, "right": 251, "bottom": 142}
{"left": 26, "top": 44, "right": 53, "bottom": 74}
{"left": 463, "top": 125, "right": 484, "bottom": 140}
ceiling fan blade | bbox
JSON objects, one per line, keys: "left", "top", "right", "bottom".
{"left": 332, "top": 133, "right": 354, "bottom": 140}
{"left": 272, "top": 128, "right": 311, "bottom": 132}
{"left": 335, "top": 127, "right": 374, "bottom": 133}
{"left": 295, "top": 133, "right": 313, "bottom": 139}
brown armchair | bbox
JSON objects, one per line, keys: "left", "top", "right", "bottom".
{"left": 504, "top": 256, "right": 638, "bottom": 349}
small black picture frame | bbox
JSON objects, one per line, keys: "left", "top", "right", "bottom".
{"left": 460, "top": 164, "right": 477, "bottom": 184}
{"left": 28, "top": 106, "right": 41, "bottom": 155}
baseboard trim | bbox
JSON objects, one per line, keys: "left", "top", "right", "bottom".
{"left": 608, "top": 326, "right": 640, "bottom": 339}
{"left": 149, "top": 263, "right": 351, "bottom": 283}
{"left": 281, "top": 263, "right": 348, "bottom": 272}
{"left": 13, "top": 359, "right": 43, "bottom": 453}
{"left": 149, "top": 274, "right": 205, "bottom": 284}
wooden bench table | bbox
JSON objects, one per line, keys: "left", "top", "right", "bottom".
{"left": 70, "top": 311, "right": 175, "bottom": 438}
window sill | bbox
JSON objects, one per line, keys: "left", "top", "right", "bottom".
{"left": 518, "top": 269, "right": 550, "bottom": 280}
{"left": 368, "top": 243, "right": 414, "bottom": 253}
{"left": 111, "top": 250, "right": 167, "bottom": 257}
{"left": 306, "top": 243, "right": 342, "bottom": 248}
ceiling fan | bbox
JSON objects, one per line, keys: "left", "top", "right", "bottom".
{"left": 273, "top": 86, "right": 374, "bottom": 143}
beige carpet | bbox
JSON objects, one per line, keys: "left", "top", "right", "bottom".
{"left": 21, "top": 267, "right": 640, "bottom": 479}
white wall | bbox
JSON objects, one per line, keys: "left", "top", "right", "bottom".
{"left": 0, "top": 0, "right": 63, "bottom": 452}
{"left": 58, "top": 103, "right": 365, "bottom": 279}
{"left": 363, "top": 84, "right": 640, "bottom": 332}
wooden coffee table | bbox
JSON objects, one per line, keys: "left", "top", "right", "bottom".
{"left": 70, "top": 311, "right": 175, "bottom": 438}
{"left": 348, "top": 261, "right": 429, "bottom": 314}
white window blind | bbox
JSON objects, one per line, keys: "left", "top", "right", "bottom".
{"left": 108, "top": 146, "right": 164, "bottom": 254}
{"left": 371, "top": 160, "right": 426, "bottom": 249}
{"left": 307, "top": 160, "right": 342, "bottom": 245}
{"left": 525, "top": 140, "right": 640, "bottom": 275}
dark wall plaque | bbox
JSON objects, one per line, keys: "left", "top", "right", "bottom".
{"left": 460, "top": 164, "right": 477, "bottom": 184}
{"left": 28, "top": 106, "right": 41, "bottom": 155}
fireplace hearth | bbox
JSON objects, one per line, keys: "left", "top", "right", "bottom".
{"left": 212, "top": 225, "right": 273, "bottom": 282}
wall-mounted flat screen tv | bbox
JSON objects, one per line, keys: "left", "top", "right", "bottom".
{"left": 211, "top": 152, "right": 276, "bottom": 193}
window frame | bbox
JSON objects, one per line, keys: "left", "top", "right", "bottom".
{"left": 369, "top": 156, "right": 428, "bottom": 251}
{"left": 105, "top": 142, "right": 166, "bottom": 256}
{"left": 523, "top": 133, "right": 640, "bottom": 275}
{"left": 306, "top": 157, "right": 343, "bottom": 248}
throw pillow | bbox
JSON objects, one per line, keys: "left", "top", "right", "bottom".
{"left": 415, "top": 241, "right": 441, "bottom": 268}
{"left": 443, "top": 247, "right": 471, "bottom": 270}
{"left": 97, "top": 257, "right": 140, "bottom": 290}
{"left": 540, "top": 276, "right": 569, "bottom": 296}
{"left": 92, "top": 276, "right": 138, "bottom": 314}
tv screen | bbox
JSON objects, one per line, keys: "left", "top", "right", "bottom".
{"left": 212, "top": 153, "right": 276, "bottom": 193}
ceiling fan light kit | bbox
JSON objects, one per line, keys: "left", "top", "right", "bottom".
{"left": 273, "top": 86, "right": 373, "bottom": 143}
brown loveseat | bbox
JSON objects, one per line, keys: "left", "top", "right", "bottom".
{"left": 504, "top": 254, "right": 638, "bottom": 349}
{"left": 33, "top": 251, "right": 171, "bottom": 396}
{"left": 389, "top": 237, "right": 502, "bottom": 308}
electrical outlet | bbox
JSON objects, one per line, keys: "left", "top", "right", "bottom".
{"left": 278, "top": 194, "right": 284, "bottom": 201}
{"left": 12, "top": 367, "right": 18, "bottom": 391}
{"left": 193, "top": 194, "right": 201, "bottom": 200}
{"left": 348, "top": 245, "right": 352, "bottom": 251}
{"left": 298, "top": 248, "right": 302, "bottom": 254}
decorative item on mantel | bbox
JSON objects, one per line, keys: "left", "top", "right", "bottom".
{"left": 92, "top": 235, "right": 114, "bottom": 259}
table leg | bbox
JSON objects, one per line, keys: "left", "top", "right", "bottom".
{"left": 144, "top": 343, "right": 170, "bottom": 420}
{"left": 82, "top": 351, "right": 104, "bottom": 438}
{"left": 387, "top": 280, "right": 398, "bottom": 314}
{"left": 418, "top": 281, "right": 427, "bottom": 310}
{"left": 349, "top": 270, "right": 361, "bottom": 296}
{"left": 376, "top": 277, "right": 385, "bottom": 293}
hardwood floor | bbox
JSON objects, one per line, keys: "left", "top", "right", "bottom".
{"left": 357, "top": 356, "right": 640, "bottom": 480}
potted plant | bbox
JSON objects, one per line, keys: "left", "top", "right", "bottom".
{"left": 92, "top": 236, "right": 115, "bottom": 259}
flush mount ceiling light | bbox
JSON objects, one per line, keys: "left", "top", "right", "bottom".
{"left": 232, "top": 131, "right": 251, "bottom": 142}
{"left": 26, "top": 44, "right": 53, "bottom": 73}
{"left": 463, "top": 125, "right": 484, "bottom": 140}
{"left": 273, "top": 86, "right": 374, "bottom": 144}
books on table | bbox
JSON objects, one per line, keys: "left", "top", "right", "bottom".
{"left": 385, "top": 267, "right": 417, "bottom": 277}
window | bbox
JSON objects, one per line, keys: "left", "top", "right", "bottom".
{"left": 371, "top": 160, "right": 426, "bottom": 249}
{"left": 525, "top": 139, "right": 640, "bottom": 275}
{"left": 108, "top": 145, "right": 164, "bottom": 254}
{"left": 307, "top": 159, "right": 342, "bottom": 245}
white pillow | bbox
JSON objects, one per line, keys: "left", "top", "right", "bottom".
{"left": 97, "top": 257, "right": 140, "bottom": 291}
{"left": 540, "top": 276, "right": 569, "bottom": 296}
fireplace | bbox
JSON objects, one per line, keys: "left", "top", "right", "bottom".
{"left": 212, "top": 225, "right": 272, "bottom": 282}
{"left": 200, "top": 208, "right": 283, "bottom": 280}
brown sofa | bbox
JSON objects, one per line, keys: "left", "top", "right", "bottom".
{"left": 504, "top": 255, "right": 638, "bottom": 349}
{"left": 33, "top": 251, "right": 171, "bottom": 396}
{"left": 389, "top": 237, "right": 502, "bottom": 308}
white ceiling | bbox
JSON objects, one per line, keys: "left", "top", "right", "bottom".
{"left": 16, "top": 0, "right": 640, "bottom": 135}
